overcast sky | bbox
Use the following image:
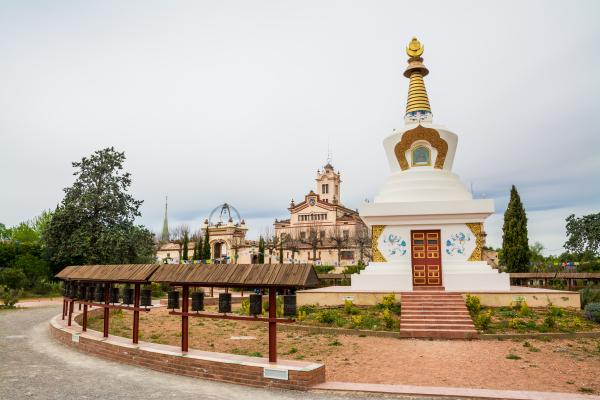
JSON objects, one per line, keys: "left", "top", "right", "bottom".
{"left": 1, "top": 0, "right": 598, "bottom": 255}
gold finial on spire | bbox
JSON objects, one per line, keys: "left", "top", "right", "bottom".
{"left": 404, "top": 37, "right": 432, "bottom": 123}
{"left": 406, "top": 37, "right": 424, "bottom": 58}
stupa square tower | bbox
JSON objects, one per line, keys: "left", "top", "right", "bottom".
{"left": 352, "top": 38, "right": 510, "bottom": 292}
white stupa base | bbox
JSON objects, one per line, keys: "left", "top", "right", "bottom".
{"left": 351, "top": 261, "right": 510, "bottom": 292}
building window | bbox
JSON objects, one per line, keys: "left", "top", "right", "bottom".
{"left": 411, "top": 145, "right": 431, "bottom": 166}
{"left": 322, "top": 184, "right": 329, "bottom": 194}
{"left": 340, "top": 250, "right": 354, "bottom": 260}
{"left": 343, "top": 230, "right": 349, "bottom": 240}
{"left": 300, "top": 231, "right": 306, "bottom": 239}
{"left": 320, "top": 230, "right": 326, "bottom": 238}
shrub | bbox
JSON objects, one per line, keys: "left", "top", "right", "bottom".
{"left": 572, "top": 316, "right": 583, "bottom": 330}
{"left": 475, "top": 310, "right": 492, "bottom": 331}
{"left": 465, "top": 294, "right": 481, "bottom": 317}
{"left": 380, "top": 294, "right": 396, "bottom": 309}
{"left": 297, "top": 310, "right": 307, "bottom": 322}
{"left": 547, "top": 304, "right": 564, "bottom": 318}
{"left": 381, "top": 308, "right": 396, "bottom": 329}
{"left": 240, "top": 299, "right": 250, "bottom": 315}
{"left": 511, "top": 296, "right": 526, "bottom": 310}
{"left": 584, "top": 302, "right": 600, "bottom": 323}
{"left": 343, "top": 299, "right": 359, "bottom": 315}
{"left": 580, "top": 285, "right": 600, "bottom": 309}
{"left": 518, "top": 301, "right": 532, "bottom": 317}
{"left": 351, "top": 315, "right": 363, "bottom": 328}
{"left": 0, "top": 268, "right": 27, "bottom": 290}
{"left": 0, "top": 287, "right": 21, "bottom": 308}
{"left": 317, "top": 310, "right": 338, "bottom": 324}
{"left": 313, "top": 265, "right": 334, "bottom": 274}
{"left": 543, "top": 314, "right": 556, "bottom": 328}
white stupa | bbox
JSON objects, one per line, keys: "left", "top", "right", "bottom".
{"left": 352, "top": 38, "right": 509, "bottom": 292}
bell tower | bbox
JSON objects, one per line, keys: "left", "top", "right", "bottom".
{"left": 316, "top": 163, "right": 341, "bottom": 204}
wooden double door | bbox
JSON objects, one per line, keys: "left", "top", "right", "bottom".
{"left": 411, "top": 230, "right": 442, "bottom": 287}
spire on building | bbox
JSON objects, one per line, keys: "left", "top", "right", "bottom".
{"left": 160, "top": 196, "right": 169, "bottom": 242}
{"left": 404, "top": 37, "right": 432, "bottom": 124}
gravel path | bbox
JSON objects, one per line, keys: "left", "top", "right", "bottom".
{"left": 0, "top": 306, "right": 442, "bottom": 400}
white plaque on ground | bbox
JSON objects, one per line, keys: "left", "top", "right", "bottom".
{"left": 263, "top": 368, "right": 289, "bottom": 380}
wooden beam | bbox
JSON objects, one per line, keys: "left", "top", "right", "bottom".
{"left": 182, "top": 285, "right": 189, "bottom": 352}
{"left": 168, "top": 311, "right": 294, "bottom": 324}
{"left": 268, "top": 289, "right": 276, "bottom": 363}
{"left": 133, "top": 283, "right": 141, "bottom": 344}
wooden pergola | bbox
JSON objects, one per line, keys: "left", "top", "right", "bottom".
{"left": 56, "top": 263, "right": 320, "bottom": 363}
{"left": 151, "top": 263, "right": 320, "bottom": 362}
{"left": 56, "top": 264, "right": 160, "bottom": 344}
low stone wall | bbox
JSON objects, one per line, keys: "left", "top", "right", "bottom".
{"left": 49, "top": 312, "right": 324, "bottom": 390}
{"left": 297, "top": 287, "right": 581, "bottom": 308}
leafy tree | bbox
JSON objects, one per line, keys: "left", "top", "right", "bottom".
{"left": 0, "top": 268, "right": 27, "bottom": 290}
{"left": 12, "top": 254, "right": 50, "bottom": 288}
{"left": 0, "top": 223, "right": 12, "bottom": 241}
{"left": 258, "top": 236, "right": 265, "bottom": 263}
{"left": 9, "top": 222, "right": 38, "bottom": 244}
{"left": 529, "top": 242, "right": 546, "bottom": 271}
{"left": 564, "top": 213, "right": 600, "bottom": 259}
{"left": 0, "top": 243, "right": 16, "bottom": 269}
{"left": 500, "top": 185, "right": 530, "bottom": 272}
{"left": 182, "top": 231, "right": 189, "bottom": 262}
{"left": 202, "top": 227, "right": 211, "bottom": 260}
{"left": 42, "top": 147, "right": 155, "bottom": 270}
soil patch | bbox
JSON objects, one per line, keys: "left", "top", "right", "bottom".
{"left": 81, "top": 307, "right": 600, "bottom": 394}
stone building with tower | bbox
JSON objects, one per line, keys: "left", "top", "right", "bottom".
{"left": 273, "top": 163, "right": 368, "bottom": 267}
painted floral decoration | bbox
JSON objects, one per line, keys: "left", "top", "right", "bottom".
{"left": 383, "top": 233, "right": 407, "bottom": 256}
{"left": 445, "top": 232, "right": 471, "bottom": 256}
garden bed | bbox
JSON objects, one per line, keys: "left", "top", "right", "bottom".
{"left": 466, "top": 295, "right": 600, "bottom": 334}
{"left": 78, "top": 307, "right": 600, "bottom": 394}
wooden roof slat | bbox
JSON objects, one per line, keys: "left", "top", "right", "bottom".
{"left": 55, "top": 264, "right": 160, "bottom": 283}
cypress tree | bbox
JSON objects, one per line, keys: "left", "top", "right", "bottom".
{"left": 278, "top": 241, "right": 284, "bottom": 263}
{"left": 258, "top": 236, "right": 265, "bottom": 264}
{"left": 197, "top": 235, "right": 204, "bottom": 262}
{"left": 182, "top": 231, "right": 189, "bottom": 261}
{"left": 202, "top": 227, "right": 211, "bottom": 260}
{"left": 192, "top": 240, "right": 198, "bottom": 261}
{"left": 501, "top": 185, "right": 531, "bottom": 272}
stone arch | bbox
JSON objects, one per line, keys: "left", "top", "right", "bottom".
{"left": 394, "top": 125, "right": 448, "bottom": 170}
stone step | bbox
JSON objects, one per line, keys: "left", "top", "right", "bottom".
{"left": 402, "top": 310, "right": 470, "bottom": 315}
{"left": 400, "top": 323, "right": 476, "bottom": 330}
{"left": 399, "top": 328, "right": 477, "bottom": 339}
{"left": 401, "top": 317, "right": 473, "bottom": 322}
{"left": 402, "top": 301, "right": 466, "bottom": 306}
{"left": 402, "top": 306, "right": 467, "bottom": 311}
{"left": 401, "top": 318, "right": 474, "bottom": 324}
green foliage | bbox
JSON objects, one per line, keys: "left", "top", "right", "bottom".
{"left": 381, "top": 308, "right": 396, "bottom": 329}
{"left": 343, "top": 299, "right": 359, "bottom": 315}
{"left": 501, "top": 185, "right": 530, "bottom": 272}
{"left": 328, "top": 339, "right": 342, "bottom": 346}
{"left": 0, "top": 268, "right": 28, "bottom": 290}
{"left": 564, "top": 213, "right": 600, "bottom": 257}
{"left": 0, "top": 287, "right": 22, "bottom": 308}
{"left": 474, "top": 310, "right": 492, "bottom": 331}
{"left": 42, "top": 148, "right": 155, "bottom": 269}
{"left": 258, "top": 236, "right": 265, "bottom": 263}
{"left": 584, "top": 303, "right": 600, "bottom": 323}
{"left": 313, "top": 264, "right": 334, "bottom": 274}
{"left": 11, "top": 254, "right": 50, "bottom": 289}
{"left": 202, "top": 227, "right": 211, "bottom": 260}
{"left": 380, "top": 293, "right": 396, "bottom": 309}
{"left": 240, "top": 299, "right": 250, "bottom": 315}
{"left": 580, "top": 285, "right": 600, "bottom": 309}
{"left": 465, "top": 294, "right": 481, "bottom": 317}
{"left": 506, "top": 353, "right": 521, "bottom": 360}
{"left": 317, "top": 309, "right": 338, "bottom": 324}
{"left": 262, "top": 294, "right": 283, "bottom": 317}
{"left": 182, "top": 231, "right": 189, "bottom": 261}
{"left": 342, "top": 261, "right": 366, "bottom": 275}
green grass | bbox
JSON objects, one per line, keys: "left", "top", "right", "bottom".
{"left": 506, "top": 353, "right": 521, "bottom": 360}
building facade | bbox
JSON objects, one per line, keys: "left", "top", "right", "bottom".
{"left": 273, "top": 163, "right": 369, "bottom": 268}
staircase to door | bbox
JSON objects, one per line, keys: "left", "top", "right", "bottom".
{"left": 400, "top": 292, "right": 477, "bottom": 339}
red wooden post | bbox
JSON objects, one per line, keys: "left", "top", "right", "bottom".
{"left": 182, "top": 285, "right": 189, "bottom": 352}
{"left": 82, "top": 304, "right": 88, "bottom": 332}
{"left": 68, "top": 300, "right": 74, "bottom": 326}
{"left": 103, "top": 284, "right": 110, "bottom": 338}
{"left": 133, "top": 283, "right": 141, "bottom": 344}
{"left": 268, "top": 288, "right": 277, "bottom": 363}
{"left": 78, "top": 302, "right": 82, "bottom": 311}
{"left": 62, "top": 299, "right": 66, "bottom": 320}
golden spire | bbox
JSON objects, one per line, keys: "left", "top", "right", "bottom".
{"left": 404, "top": 37, "right": 432, "bottom": 123}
